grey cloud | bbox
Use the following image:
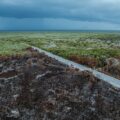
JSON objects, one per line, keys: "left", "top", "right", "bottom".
{"left": 0, "top": 0, "right": 120, "bottom": 30}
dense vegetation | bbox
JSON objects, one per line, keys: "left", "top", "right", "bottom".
{"left": 0, "top": 32, "right": 120, "bottom": 66}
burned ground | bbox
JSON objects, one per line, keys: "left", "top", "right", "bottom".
{"left": 0, "top": 50, "right": 120, "bottom": 120}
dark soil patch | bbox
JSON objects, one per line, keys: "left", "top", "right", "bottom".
{"left": 0, "top": 70, "right": 17, "bottom": 78}
{"left": 0, "top": 49, "right": 120, "bottom": 120}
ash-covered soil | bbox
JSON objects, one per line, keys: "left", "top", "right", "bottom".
{"left": 0, "top": 50, "right": 120, "bottom": 120}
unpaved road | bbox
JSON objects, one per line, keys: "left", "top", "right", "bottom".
{"left": 0, "top": 49, "right": 120, "bottom": 120}
{"left": 33, "top": 46, "right": 120, "bottom": 88}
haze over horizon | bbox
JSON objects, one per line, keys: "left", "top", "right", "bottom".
{"left": 0, "top": 0, "right": 120, "bottom": 30}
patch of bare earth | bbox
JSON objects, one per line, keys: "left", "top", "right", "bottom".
{"left": 0, "top": 49, "right": 120, "bottom": 120}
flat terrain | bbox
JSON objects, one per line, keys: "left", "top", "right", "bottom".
{"left": 0, "top": 32, "right": 120, "bottom": 60}
{"left": 0, "top": 49, "right": 120, "bottom": 120}
{"left": 0, "top": 31, "right": 120, "bottom": 78}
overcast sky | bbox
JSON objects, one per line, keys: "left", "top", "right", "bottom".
{"left": 0, "top": 0, "right": 120, "bottom": 30}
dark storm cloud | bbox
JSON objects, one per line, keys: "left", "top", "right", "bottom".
{"left": 0, "top": 0, "right": 120, "bottom": 23}
{"left": 0, "top": 0, "right": 120, "bottom": 30}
